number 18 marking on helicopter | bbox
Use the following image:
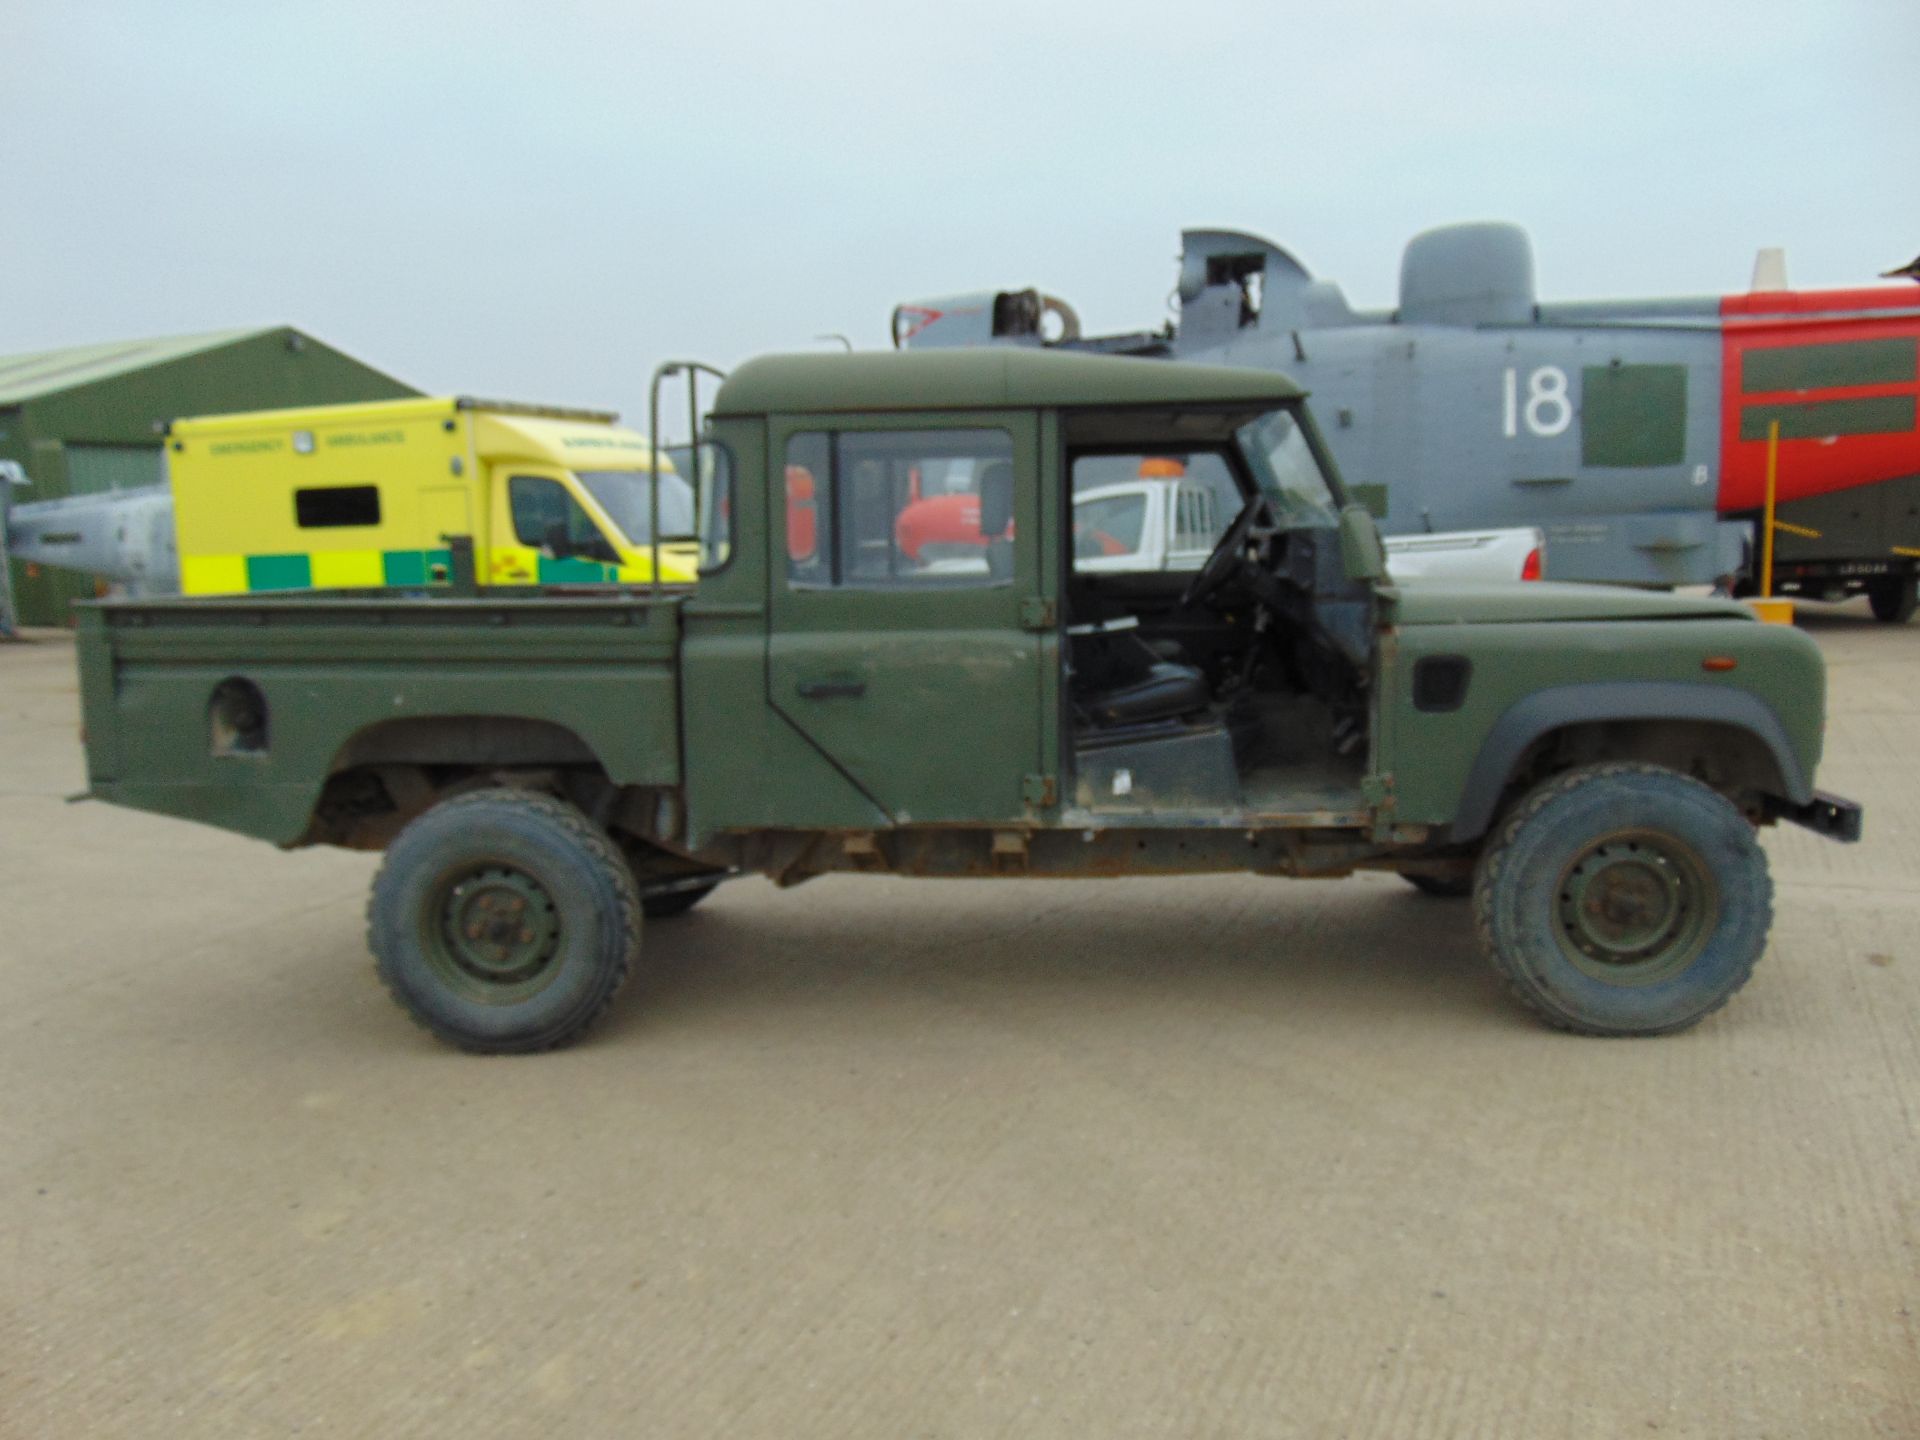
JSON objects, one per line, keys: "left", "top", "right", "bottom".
{"left": 1502, "top": 366, "right": 1573, "bottom": 438}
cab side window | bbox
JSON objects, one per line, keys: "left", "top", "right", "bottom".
{"left": 508, "top": 475, "right": 615, "bottom": 559}
{"left": 782, "top": 428, "right": 1014, "bottom": 588}
{"left": 784, "top": 434, "right": 833, "bottom": 585}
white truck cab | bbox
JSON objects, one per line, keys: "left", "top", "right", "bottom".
{"left": 1072, "top": 472, "right": 1543, "bottom": 584}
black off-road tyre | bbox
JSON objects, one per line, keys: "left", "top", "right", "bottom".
{"left": 641, "top": 881, "right": 720, "bottom": 920}
{"left": 1473, "top": 763, "right": 1772, "bottom": 1036}
{"left": 1868, "top": 576, "right": 1917, "bottom": 625}
{"left": 1402, "top": 872, "right": 1473, "bottom": 899}
{"left": 367, "top": 788, "right": 642, "bottom": 1053}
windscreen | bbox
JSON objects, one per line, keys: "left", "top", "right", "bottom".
{"left": 1236, "top": 407, "right": 1340, "bottom": 529}
{"left": 576, "top": 469, "right": 698, "bottom": 545}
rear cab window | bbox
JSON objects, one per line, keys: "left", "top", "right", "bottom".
{"left": 783, "top": 428, "right": 1015, "bottom": 587}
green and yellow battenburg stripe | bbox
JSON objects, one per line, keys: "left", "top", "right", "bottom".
{"left": 181, "top": 544, "right": 699, "bottom": 595}
{"left": 182, "top": 549, "right": 461, "bottom": 595}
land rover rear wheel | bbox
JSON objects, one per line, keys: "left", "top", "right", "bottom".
{"left": 367, "top": 788, "right": 641, "bottom": 1053}
{"left": 1473, "top": 763, "right": 1771, "bottom": 1036}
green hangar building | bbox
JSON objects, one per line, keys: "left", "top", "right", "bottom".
{"left": 0, "top": 327, "right": 415, "bottom": 626}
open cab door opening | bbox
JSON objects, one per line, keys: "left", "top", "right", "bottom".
{"left": 1060, "top": 400, "right": 1380, "bottom": 827}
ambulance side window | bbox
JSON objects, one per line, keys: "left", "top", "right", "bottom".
{"left": 508, "top": 476, "right": 613, "bottom": 558}
{"left": 295, "top": 485, "right": 382, "bottom": 528}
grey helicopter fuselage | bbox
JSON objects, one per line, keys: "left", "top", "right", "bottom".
{"left": 894, "top": 222, "right": 1920, "bottom": 602}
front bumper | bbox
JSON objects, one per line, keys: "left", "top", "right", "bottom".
{"left": 1773, "top": 790, "right": 1864, "bottom": 843}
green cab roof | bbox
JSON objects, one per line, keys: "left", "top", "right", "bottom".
{"left": 711, "top": 349, "right": 1304, "bottom": 417}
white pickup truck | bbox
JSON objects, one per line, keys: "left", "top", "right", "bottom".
{"left": 1072, "top": 475, "right": 1544, "bottom": 583}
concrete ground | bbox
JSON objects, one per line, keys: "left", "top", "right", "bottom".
{"left": 1, "top": 611, "right": 1915, "bottom": 1439}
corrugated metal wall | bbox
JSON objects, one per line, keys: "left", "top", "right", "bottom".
{"left": 3, "top": 331, "right": 416, "bottom": 625}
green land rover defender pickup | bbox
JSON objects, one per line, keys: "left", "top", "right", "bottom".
{"left": 73, "top": 350, "right": 1862, "bottom": 1051}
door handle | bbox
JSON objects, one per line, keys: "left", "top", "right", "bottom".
{"left": 797, "top": 676, "right": 866, "bottom": 700}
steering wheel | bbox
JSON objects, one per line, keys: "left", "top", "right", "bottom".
{"left": 1180, "top": 497, "right": 1271, "bottom": 609}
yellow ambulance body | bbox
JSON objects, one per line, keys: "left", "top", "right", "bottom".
{"left": 169, "top": 396, "right": 700, "bottom": 596}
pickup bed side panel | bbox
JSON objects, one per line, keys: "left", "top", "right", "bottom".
{"left": 80, "top": 598, "right": 683, "bottom": 847}
{"left": 1384, "top": 617, "right": 1825, "bottom": 833}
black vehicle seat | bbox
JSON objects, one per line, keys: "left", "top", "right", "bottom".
{"left": 1073, "top": 629, "right": 1211, "bottom": 728}
{"left": 978, "top": 460, "right": 1014, "bottom": 581}
{"left": 1081, "top": 661, "right": 1212, "bottom": 727}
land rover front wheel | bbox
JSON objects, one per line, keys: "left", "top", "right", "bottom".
{"left": 1473, "top": 763, "right": 1771, "bottom": 1036}
{"left": 367, "top": 788, "right": 641, "bottom": 1053}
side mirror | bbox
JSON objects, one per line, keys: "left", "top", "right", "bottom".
{"left": 1338, "top": 504, "right": 1388, "bottom": 583}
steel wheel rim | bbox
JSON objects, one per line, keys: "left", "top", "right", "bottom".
{"left": 1554, "top": 829, "right": 1717, "bottom": 984}
{"left": 424, "top": 863, "right": 564, "bottom": 1004}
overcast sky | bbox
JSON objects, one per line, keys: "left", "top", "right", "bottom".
{"left": 5, "top": 1, "right": 1917, "bottom": 436}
